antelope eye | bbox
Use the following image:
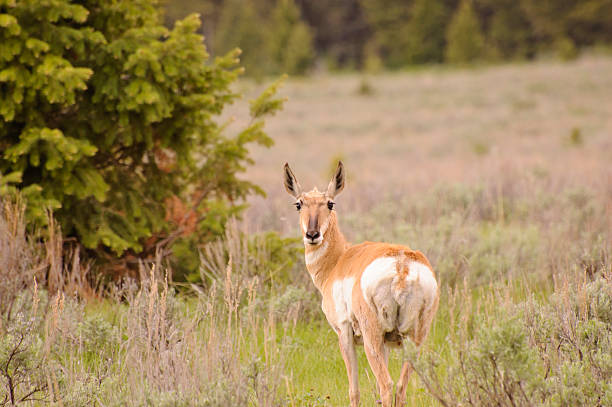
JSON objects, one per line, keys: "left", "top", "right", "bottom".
{"left": 294, "top": 201, "right": 302, "bottom": 211}
{"left": 327, "top": 201, "right": 335, "bottom": 210}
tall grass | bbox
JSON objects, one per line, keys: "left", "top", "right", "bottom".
{"left": 2, "top": 56, "right": 611, "bottom": 404}
{"left": 0, "top": 201, "right": 297, "bottom": 406}
{"left": 2, "top": 158, "right": 610, "bottom": 406}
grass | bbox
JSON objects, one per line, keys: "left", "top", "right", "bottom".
{"left": 1, "top": 55, "right": 611, "bottom": 406}
{"left": 228, "top": 55, "right": 611, "bottom": 207}
{"left": 231, "top": 54, "right": 612, "bottom": 406}
{"left": 284, "top": 301, "right": 454, "bottom": 406}
{"left": 282, "top": 276, "right": 564, "bottom": 406}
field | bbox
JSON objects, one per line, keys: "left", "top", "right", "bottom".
{"left": 1, "top": 56, "right": 611, "bottom": 406}
{"left": 238, "top": 54, "right": 611, "bottom": 405}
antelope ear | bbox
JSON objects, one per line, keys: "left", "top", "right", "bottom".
{"left": 326, "top": 161, "right": 345, "bottom": 198}
{"left": 283, "top": 163, "right": 302, "bottom": 198}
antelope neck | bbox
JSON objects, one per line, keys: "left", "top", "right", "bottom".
{"left": 304, "top": 215, "right": 347, "bottom": 289}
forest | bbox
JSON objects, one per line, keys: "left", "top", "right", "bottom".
{"left": 166, "top": 0, "right": 612, "bottom": 75}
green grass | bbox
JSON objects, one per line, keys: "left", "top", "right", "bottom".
{"left": 282, "top": 297, "right": 455, "bottom": 406}
{"left": 2, "top": 56, "right": 611, "bottom": 406}
{"left": 280, "top": 273, "right": 563, "bottom": 406}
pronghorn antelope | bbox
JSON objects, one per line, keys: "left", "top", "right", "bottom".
{"left": 283, "top": 162, "right": 439, "bottom": 407}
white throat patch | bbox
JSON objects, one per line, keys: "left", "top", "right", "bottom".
{"left": 305, "top": 240, "right": 329, "bottom": 265}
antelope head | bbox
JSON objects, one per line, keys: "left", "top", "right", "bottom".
{"left": 284, "top": 161, "right": 345, "bottom": 246}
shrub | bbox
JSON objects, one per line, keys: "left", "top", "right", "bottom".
{"left": 411, "top": 271, "right": 612, "bottom": 406}
{"left": 199, "top": 219, "right": 303, "bottom": 288}
{"left": 0, "top": 290, "right": 48, "bottom": 405}
{"left": 0, "top": 253, "right": 295, "bottom": 406}
{"left": 0, "top": 0, "right": 284, "bottom": 275}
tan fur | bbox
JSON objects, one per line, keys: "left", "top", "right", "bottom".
{"left": 284, "top": 162, "right": 440, "bottom": 407}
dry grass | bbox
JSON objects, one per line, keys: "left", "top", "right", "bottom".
{"left": 221, "top": 55, "right": 611, "bottom": 405}
{"left": 0, "top": 197, "right": 42, "bottom": 319}
{"left": 0, "top": 200, "right": 296, "bottom": 406}
{"left": 224, "top": 55, "right": 611, "bottom": 238}
{"left": 2, "top": 56, "right": 611, "bottom": 406}
{"left": 227, "top": 53, "right": 612, "bottom": 290}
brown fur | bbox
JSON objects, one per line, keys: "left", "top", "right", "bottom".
{"left": 284, "top": 162, "right": 440, "bottom": 407}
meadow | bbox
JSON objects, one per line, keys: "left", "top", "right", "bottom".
{"left": 1, "top": 55, "right": 611, "bottom": 406}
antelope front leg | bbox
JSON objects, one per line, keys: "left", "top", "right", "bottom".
{"left": 338, "top": 324, "right": 359, "bottom": 407}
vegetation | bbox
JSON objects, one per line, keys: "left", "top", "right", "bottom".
{"left": 2, "top": 54, "right": 611, "bottom": 400}
{"left": 1, "top": 1, "right": 611, "bottom": 405}
{"left": 213, "top": 0, "right": 314, "bottom": 77}
{"left": 445, "top": 0, "right": 486, "bottom": 63}
{"left": 166, "top": 0, "right": 612, "bottom": 72}
{"left": 218, "top": 55, "right": 612, "bottom": 404}
{"left": 0, "top": 199, "right": 302, "bottom": 406}
{"left": 0, "top": 0, "right": 285, "bottom": 278}
{"left": 1, "top": 170, "right": 610, "bottom": 405}
{"left": 413, "top": 277, "right": 612, "bottom": 406}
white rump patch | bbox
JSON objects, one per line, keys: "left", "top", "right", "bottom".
{"left": 394, "top": 261, "right": 438, "bottom": 336}
{"left": 360, "top": 257, "right": 439, "bottom": 335}
{"left": 361, "top": 257, "right": 397, "bottom": 299}
{"left": 305, "top": 240, "right": 328, "bottom": 265}
{"left": 406, "top": 261, "right": 437, "bottom": 296}
{"left": 361, "top": 257, "right": 398, "bottom": 331}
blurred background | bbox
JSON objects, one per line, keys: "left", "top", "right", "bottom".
{"left": 172, "top": 0, "right": 612, "bottom": 239}
{"left": 0, "top": 1, "right": 611, "bottom": 405}
{"left": 165, "top": 0, "right": 612, "bottom": 75}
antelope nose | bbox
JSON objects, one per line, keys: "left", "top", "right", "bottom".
{"left": 306, "top": 231, "right": 320, "bottom": 240}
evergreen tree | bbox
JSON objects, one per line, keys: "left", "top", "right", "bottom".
{"left": 566, "top": 0, "right": 612, "bottom": 46}
{"left": 215, "top": 0, "right": 272, "bottom": 78}
{"left": 445, "top": 0, "right": 486, "bottom": 63}
{"left": 297, "top": 0, "right": 370, "bottom": 69}
{"left": 404, "top": 0, "right": 449, "bottom": 64}
{"left": 519, "top": 0, "right": 575, "bottom": 57}
{"left": 484, "top": 1, "right": 534, "bottom": 60}
{"left": 520, "top": 0, "right": 612, "bottom": 58}
{"left": 471, "top": 0, "right": 535, "bottom": 61}
{"left": 0, "top": 0, "right": 284, "bottom": 274}
{"left": 163, "top": 0, "right": 612, "bottom": 71}
{"left": 360, "top": 0, "right": 413, "bottom": 68}
{"left": 270, "top": 0, "right": 314, "bottom": 75}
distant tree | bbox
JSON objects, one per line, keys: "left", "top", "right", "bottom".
{"left": 520, "top": 0, "right": 612, "bottom": 59}
{"left": 296, "top": 0, "right": 370, "bottom": 69}
{"left": 215, "top": 0, "right": 272, "bottom": 78}
{"left": 565, "top": 0, "right": 612, "bottom": 46}
{"left": 0, "top": 0, "right": 284, "bottom": 276}
{"left": 360, "top": 0, "right": 413, "bottom": 68}
{"left": 270, "top": 0, "right": 314, "bottom": 75}
{"left": 161, "top": 0, "right": 224, "bottom": 47}
{"left": 161, "top": 0, "right": 612, "bottom": 71}
{"left": 519, "top": 0, "right": 576, "bottom": 58}
{"left": 475, "top": 0, "right": 535, "bottom": 60}
{"left": 404, "top": 0, "right": 449, "bottom": 64}
{"left": 445, "top": 0, "right": 486, "bottom": 63}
